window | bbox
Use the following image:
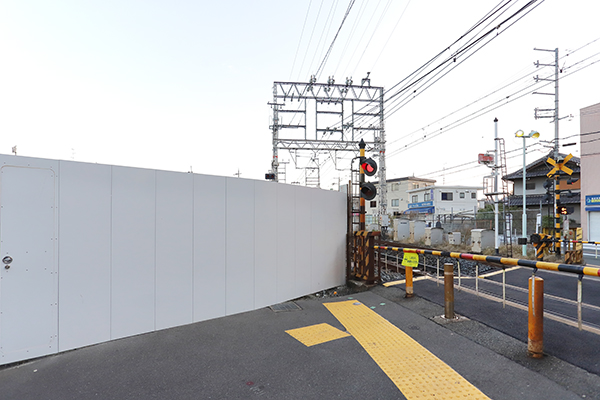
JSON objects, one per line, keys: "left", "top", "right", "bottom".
{"left": 413, "top": 183, "right": 420, "bottom": 189}
{"left": 526, "top": 182, "right": 536, "bottom": 190}
{"left": 391, "top": 199, "right": 399, "bottom": 207}
{"left": 391, "top": 183, "right": 399, "bottom": 191}
{"left": 412, "top": 195, "right": 418, "bottom": 203}
{"left": 471, "top": 192, "right": 476, "bottom": 199}
{"left": 441, "top": 192, "right": 453, "bottom": 201}
{"left": 424, "top": 192, "right": 430, "bottom": 201}
{"left": 370, "top": 201, "right": 377, "bottom": 208}
{"left": 460, "top": 192, "right": 465, "bottom": 199}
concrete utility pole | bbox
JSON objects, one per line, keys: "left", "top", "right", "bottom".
{"left": 494, "top": 118, "right": 500, "bottom": 255}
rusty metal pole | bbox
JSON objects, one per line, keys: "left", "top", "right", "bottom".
{"left": 444, "top": 263, "right": 455, "bottom": 319}
{"left": 528, "top": 276, "right": 544, "bottom": 358}
{"left": 405, "top": 266, "right": 414, "bottom": 298}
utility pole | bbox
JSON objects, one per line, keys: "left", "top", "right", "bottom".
{"left": 493, "top": 118, "right": 500, "bottom": 255}
{"left": 534, "top": 47, "right": 563, "bottom": 254}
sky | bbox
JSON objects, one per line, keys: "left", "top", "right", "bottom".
{"left": 1, "top": 0, "right": 599, "bottom": 192}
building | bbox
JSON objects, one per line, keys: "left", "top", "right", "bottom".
{"left": 504, "top": 152, "right": 581, "bottom": 233}
{"left": 405, "top": 185, "right": 481, "bottom": 223}
{"left": 580, "top": 102, "right": 600, "bottom": 241}
{"left": 365, "top": 177, "right": 436, "bottom": 224}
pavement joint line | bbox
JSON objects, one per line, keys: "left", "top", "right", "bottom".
{"left": 383, "top": 276, "right": 428, "bottom": 287}
{"left": 478, "top": 266, "right": 521, "bottom": 278}
{"left": 324, "top": 299, "right": 491, "bottom": 399}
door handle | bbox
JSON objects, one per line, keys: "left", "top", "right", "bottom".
{"left": 3, "top": 255, "right": 13, "bottom": 269}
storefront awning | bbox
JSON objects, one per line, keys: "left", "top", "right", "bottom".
{"left": 403, "top": 206, "right": 435, "bottom": 214}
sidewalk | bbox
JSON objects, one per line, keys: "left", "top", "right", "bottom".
{"left": 0, "top": 284, "right": 598, "bottom": 399}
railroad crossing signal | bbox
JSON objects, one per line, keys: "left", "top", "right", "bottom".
{"left": 360, "top": 158, "right": 378, "bottom": 176}
{"left": 559, "top": 206, "right": 568, "bottom": 215}
{"left": 547, "top": 154, "right": 574, "bottom": 177}
{"left": 360, "top": 182, "right": 377, "bottom": 201}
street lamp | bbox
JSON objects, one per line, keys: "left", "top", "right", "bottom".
{"left": 515, "top": 129, "right": 540, "bottom": 256}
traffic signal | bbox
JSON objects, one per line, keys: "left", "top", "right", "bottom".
{"left": 558, "top": 206, "right": 568, "bottom": 215}
{"left": 542, "top": 178, "right": 553, "bottom": 203}
{"left": 360, "top": 158, "right": 378, "bottom": 176}
{"left": 558, "top": 206, "right": 574, "bottom": 215}
{"left": 265, "top": 173, "right": 276, "bottom": 180}
{"left": 359, "top": 156, "right": 377, "bottom": 200}
{"left": 360, "top": 182, "right": 377, "bottom": 200}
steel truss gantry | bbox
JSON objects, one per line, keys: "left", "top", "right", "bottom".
{"left": 269, "top": 79, "right": 387, "bottom": 229}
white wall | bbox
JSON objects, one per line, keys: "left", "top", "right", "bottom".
{"left": 0, "top": 155, "right": 346, "bottom": 365}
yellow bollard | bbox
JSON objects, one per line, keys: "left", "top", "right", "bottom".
{"left": 405, "top": 265, "right": 414, "bottom": 298}
{"left": 528, "top": 276, "right": 544, "bottom": 358}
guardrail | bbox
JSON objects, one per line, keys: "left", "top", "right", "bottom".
{"left": 374, "top": 244, "right": 600, "bottom": 358}
{"left": 566, "top": 239, "right": 600, "bottom": 259}
{"left": 375, "top": 246, "right": 600, "bottom": 277}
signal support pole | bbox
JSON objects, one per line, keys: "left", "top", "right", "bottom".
{"left": 359, "top": 139, "right": 366, "bottom": 231}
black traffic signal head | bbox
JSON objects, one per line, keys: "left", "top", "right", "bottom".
{"left": 360, "top": 158, "right": 378, "bottom": 176}
{"left": 558, "top": 206, "right": 568, "bottom": 215}
{"left": 360, "top": 182, "right": 377, "bottom": 200}
{"left": 265, "top": 173, "right": 276, "bottom": 180}
{"left": 543, "top": 179, "right": 553, "bottom": 190}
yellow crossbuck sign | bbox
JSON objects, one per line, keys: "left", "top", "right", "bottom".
{"left": 547, "top": 154, "right": 573, "bottom": 177}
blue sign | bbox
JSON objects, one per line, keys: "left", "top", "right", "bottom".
{"left": 408, "top": 201, "right": 433, "bottom": 209}
{"left": 586, "top": 195, "right": 600, "bottom": 206}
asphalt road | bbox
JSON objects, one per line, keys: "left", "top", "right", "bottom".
{"left": 2, "top": 284, "right": 600, "bottom": 400}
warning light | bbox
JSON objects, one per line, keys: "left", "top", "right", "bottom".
{"left": 558, "top": 206, "right": 568, "bottom": 215}
{"left": 360, "top": 182, "right": 377, "bottom": 201}
{"left": 360, "top": 158, "right": 378, "bottom": 177}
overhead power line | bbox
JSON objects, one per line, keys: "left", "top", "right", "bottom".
{"left": 315, "top": 0, "right": 357, "bottom": 79}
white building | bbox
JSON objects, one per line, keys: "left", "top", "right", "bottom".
{"left": 405, "top": 185, "right": 481, "bottom": 223}
{"left": 580, "top": 101, "right": 600, "bottom": 241}
{"left": 365, "top": 177, "right": 436, "bottom": 224}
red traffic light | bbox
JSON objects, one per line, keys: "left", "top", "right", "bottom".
{"left": 360, "top": 158, "right": 378, "bottom": 176}
{"left": 360, "top": 182, "right": 377, "bottom": 200}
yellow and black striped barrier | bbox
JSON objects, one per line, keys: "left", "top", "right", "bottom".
{"left": 374, "top": 246, "right": 600, "bottom": 278}
{"left": 353, "top": 231, "right": 380, "bottom": 284}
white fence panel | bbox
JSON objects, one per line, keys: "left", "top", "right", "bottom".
{"left": 155, "top": 170, "right": 194, "bottom": 330}
{"left": 226, "top": 178, "right": 255, "bottom": 315}
{"left": 58, "top": 161, "right": 112, "bottom": 351}
{"left": 294, "top": 188, "right": 313, "bottom": 298}
{"left": 110, "top": 166, "right": 156, "bottom": 340}
{"left": 0, "top": 154, "right": 346, "bottom": 366}
{"left": 254, "top": 181, "right": 278, "bottom": 309}
{"left": 275, "top": 184, "right": 296, "bottom": 303}
{"left": 193, "top": 174, "right": 227, "bottom": 322}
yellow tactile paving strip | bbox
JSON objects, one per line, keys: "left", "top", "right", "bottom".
{"left": 285, "top": 323, "right": 351, "bottom": 347}
{"left": 324, "top": 300, "right": 490, "bottom": 399}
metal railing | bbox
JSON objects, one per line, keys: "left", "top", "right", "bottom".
{"left": 373, "top": 244, "right": 600, "bottom": 358}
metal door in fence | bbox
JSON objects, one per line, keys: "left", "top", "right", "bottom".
{"left": 0, "top": 166, "right": 58, "bottom": 364}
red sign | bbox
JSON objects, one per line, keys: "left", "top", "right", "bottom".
{"left": 478, "top": 153, "right": 494, "bottom": 164}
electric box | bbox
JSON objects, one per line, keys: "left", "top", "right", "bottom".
{"left": 471, "top": 229, "right": 494, "bottom": 253}
{"left": 425, "top": 227, "right": 444, "bottom": 246}
{"left": 409, "top": 220, "right": 426, "bottom": 243}
{"left": 448, "top": 231, "right": 462, "bottom": 245}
